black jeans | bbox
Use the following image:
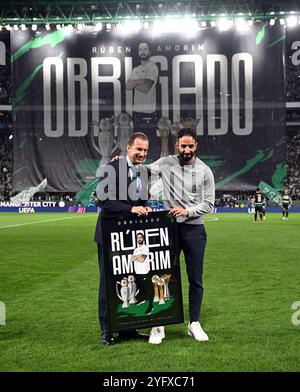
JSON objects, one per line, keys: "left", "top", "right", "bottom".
{"left": 97, "top": 244, "right": 108, "bottom": 332}
{"left": 177, "top": 223, "right": 207, "bottom": 323}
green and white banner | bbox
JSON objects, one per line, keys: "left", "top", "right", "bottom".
{"left": 11, "top": 25, "right": 286, "bottom": 192}
{"left": 258, "top": 181, "right": 282, "bottom": 204}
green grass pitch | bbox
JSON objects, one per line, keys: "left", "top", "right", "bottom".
{"left": 0, "top": 212, "right": 299, "bottom": 372}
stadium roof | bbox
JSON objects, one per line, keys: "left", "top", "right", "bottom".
{"left": 0, "top": 0, "right": 300, "bottom": 26}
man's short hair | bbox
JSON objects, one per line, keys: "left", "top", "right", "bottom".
{"left": 127, "top": 132, "right": 149, "bottom": 146}
{"left": 136, "top": 232, "right": 145, "bottom": 240}
{"left": 138, "top": 41, "right": 151, "bottom": 51}
{"left": 177, "top": 128, "right": 197, "bottom": 142}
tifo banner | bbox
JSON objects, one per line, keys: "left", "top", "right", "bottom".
{"left": 258, "top": 181, "right": 282, "bottom": 204}
{"left": 11, "top": 25, "right": 286, "bottom": 192}
{"left": 0, "top": 31, "right": 11, "bottom": 109}
{"left": 100, "top": 211, "right": 183, "bottom": 332}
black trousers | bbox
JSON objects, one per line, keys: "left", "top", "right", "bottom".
{"left": 177, "top": 223, "right": 207, "bottom": 323}
{"left": 254, "top": 206, "right": 263, "bottom": 221}
{"left": 97, "top": 244, "right": 108, "bottom": 332}
{"left": 282, "top": 205, "right": 289, "bottom": 217}
{"left": 134, "top": 274, "right": 154, "bottom": 314}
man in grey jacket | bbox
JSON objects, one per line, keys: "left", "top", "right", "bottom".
{"left": 147, "top": 128, "right": 215, "bottom": 344}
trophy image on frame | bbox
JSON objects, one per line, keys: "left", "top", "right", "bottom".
{"left": 128, "top": 274, "right": 139, "bottom": 304}
{"left": 151, "top": 273, "right": 172, "bottom": 304}
{"left": 151, "top": 275, "right": 160, "bottom": 303}
{"left": 116, "top": 277, "right": 130, "bottom": 308}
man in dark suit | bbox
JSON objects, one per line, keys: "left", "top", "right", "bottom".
{"left": 94, "top": 132, "right": 151, "bottom": 345}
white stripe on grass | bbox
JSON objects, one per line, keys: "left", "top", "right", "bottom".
{"left": 0, "top": 214, "right": 218, "bottom": 229}
{"left": 0, "top": 215, "right": 92, "bottom": 229}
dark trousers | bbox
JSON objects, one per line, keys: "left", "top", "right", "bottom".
{"left": 282, "top": 206, "right": 289, "bottom": 217}
{"left": 177, "top": 223, "right": 207, "bottom": 323}
{"left": 97, "top": 244, "right": 108, "bottom": 331}
{"left": 254, "top": 206, "right": 263, "bottom": 221}
{"left": 134, "top": 274, "right": 154, "bottom": 314}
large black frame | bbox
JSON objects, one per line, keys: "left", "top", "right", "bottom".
{"left": 101, "top": 210, "right": 184, "bottom": 332}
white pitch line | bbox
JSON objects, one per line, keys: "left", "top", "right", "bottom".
{"left": 0, "top": 215, "right": 92, "bottom": 229}
{"left": 205, "top": 217, "right": 219, "bottom": 221}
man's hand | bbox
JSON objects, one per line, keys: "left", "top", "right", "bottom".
{"left": 131, "top": 206, "right": 149, "bottom": 216}
{"left": 131, "top": 255, "right": 146, "bottom": 263}
{"left": 111, "top": 155, "right": 121, "bottom": 161}
{"left": 169, "top": 207, "right": 189, "bottom": 217}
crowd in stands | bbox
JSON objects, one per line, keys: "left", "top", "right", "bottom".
{"left": 0, "top": 112, "right": 12, "bottom": 129}
{"left": 0, "top": 82, "right": 11, "bottom": 105}
{"left": 286, "top": 109, "right": 300, "bottom": 124}
{"left": 32, "top": 192, "right": 77, "bottom": 203}
{"left": 1, "top": 131, "right": 300, "bottom": 204}
{"left": 1, "top": 41, "right": 300, "bottom": 205}
{"left": 0, "top": 42, "right": 12, "bottom": 106}
{"left": 286, "top": 130, "right": 300, "bottom": 200}
{"left": 286, "top": 70, "right": 300, "bottom": 103}
{"left": 214, "top": 192, "right": 252, "bottom": 208}
{"left": 0, "top": 133, "right": 13, "bottom": 201}
{"left": 286, "top": 39, "right": 300, "bottom": 103}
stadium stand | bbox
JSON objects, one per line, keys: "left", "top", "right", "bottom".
{"left": 286, "top": 130, "right": 300, "bottom": 200}
{"left": 1, "top": 130, "right": 300, "bottom": 204}
{"left": 0, "top": 41, "right": 11, "bottom": 106}
{"left": 0, "top": 38, "right": 300, "bottom": 204}
{"left": 0, "top": 133, "right": 13, "bottom": 201}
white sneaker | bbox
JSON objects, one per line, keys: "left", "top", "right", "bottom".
{"left": 149, "top": 326, "right": 165, "bottom": 345}
{"left": 188, "top": 322, "right": 209, "bottom": 341}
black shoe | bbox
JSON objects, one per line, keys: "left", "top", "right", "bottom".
{"left": 118, "top": 329, "right": 148, "bottom": 341}
{"left": 145, "top": 306, "right": 153, "bottom": 315}
{"left": 101, "top": 331, "right": 115, "bottom": 345}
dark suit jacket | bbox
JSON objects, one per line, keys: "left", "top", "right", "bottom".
{"left": 94, "top": 158, "right": 148, "bottom": 243}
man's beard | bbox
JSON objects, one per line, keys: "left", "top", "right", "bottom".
{"left": 179, "top": 151, "right": 195, "bottom": 164}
